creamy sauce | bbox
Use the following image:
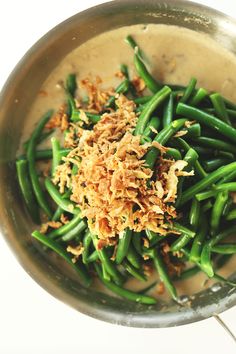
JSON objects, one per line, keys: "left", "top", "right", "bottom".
{"left": 23, "top": 24, "right": 236, "bottom": 300}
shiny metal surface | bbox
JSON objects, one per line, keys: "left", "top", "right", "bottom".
{"left": 0, "top": 0, "right": 236, "bottom": 327}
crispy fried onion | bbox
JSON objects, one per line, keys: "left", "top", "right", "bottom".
{"left": 53, "top": 95, "right": 194, "bottom": 241}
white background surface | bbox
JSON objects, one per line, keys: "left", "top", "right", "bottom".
{"left": 0, "top": 1, "right": 236, "bottom": 353}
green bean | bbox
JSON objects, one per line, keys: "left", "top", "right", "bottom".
{"left": 134, "top": 86, "right": 171, "bottom": 136}
{"left": 171, "top": 233, "right": 194, "bottom": 252}
{"left": 23, "top": 129, "right": 55, "bottom": 152}
{"left": 203, "top": 157, "right": 234, "bottom": 173}
{"left": 45, "top": 178, "right": 80, "bottom": 214}
{"left": 51, "top": 137, "right": 61, "bottom": 176}
{"left": 132, "top": 231, "right": 142, "bottom": 255}
{"left": 163, "top": 93, "right": 173, "bottom": 127}
{"left": 193, "top": 136, "right": 236, "bottom": 155}
{"left": 175, "top": 138, "right": 207, "bottom": 179}
{"left": 195, "top": 190, "right": 217, "bottom": 202}
{"left": 184, "top": 123, "right": 201, "bottom": 138}
{"left": 19, "top": 148, "right": 71, "bottom": 161}
{"left": 200, "top": 225, "right": 236, "bottom": 277}
{"left": 82, "top": 230, "right": 93, "bottom": 264}
{"left": 102, "top": 263, "right": 111, "bottom": 281}
{"left": 16, "top": 160, "right": 40, "bottom": 224}
{"left": 222, "top": 198, "right": 233, "bottom": 217}
{"left": 125, "top": 35, "right": 144, "bottom": 59}
{"left": 143, "top": 116, "right": 161, "bottom": 138}
{"left": 86, "top": 250, "right": 99, "bottom": 263}
{"left": 189, "top": 198, "right": 200, "bottom": 231}
{"left": 200, "top": 245, "right": 215, "bottom": 277}
{"left": 226, "top": 209, "right": 236, "bottom": 221}
{"left": 145, "top": 230, "right": 165, "bottom": 248}
{"left": 134, "top": 95, "right": 153, "bottom": 105}
{"left": 48, "top": 214, "right": 82, "bottom": 239}
{"left": 210, "top": 93, "right": 231, "bottom": 125}
{"left": 133, "top": 53, "right": 162, "bottom": 93}
{"left": 216, "top": 170, "right": 236, "bottom": 185}
{"left": 92, "top": 235, "right": 124, "bottom": 285}
{"left": 205, "top": 107, "right": 236, "bottom": 119}
{"left": 26, "top": 110, "right": 54, "bottom": 218}
{"left": 145, "top": 119, "right": 186, "bottom": 169}
{"left": 122, "top": 260, "right": 147, "bottom": 282}
{"left": 66, "top": 73, "right": 77, "bottom": 97}
{"left": 126, "top": 243, "right": 141, "bottom": 269}
{"left": 202, "top": 200, "right": 213, "bottom": 212}
{"left": 175, "top": 148, "right": 198, "bottom": 207}
{"left": 164, "top": 148, "right": 182, "bottom": 160}
{"left": 171, "top": 222, "right": 195, "bottom": 238}
{"left": 212, "top": 244, "right": 236, "bottom": 254}
{"left": 188, "top": 88, "right": 208, "bottom": 106}
{"left": 176, "top": 103, "right": 236, "bottom": 144}
{"left": 214, "top": 182, "right": 236, "bottom": 192}
{"left": 67, "top": 93, "right": 101, "bottom": 123}
{"left": 173, "top": 266, "right": 200, "bottom": 281}
{"left": 208, "top": 225, "right": 236, "bottom": 248}
{"left": 52, "top": 190, "right": 71, "bottom": 221}
{"left": 116, "top": 229, "right": 132, "bottom": 264}
{"left": 190, "top": 214, "right": 208, "bottom": 262}
{"left": 180, "top": 77, "right": 197, "bottom": 103}
{"left": 105, "top": 79, "right": 130, "bottom": 108}
{"left": 32, "top": 230, "right": 91, "bottom": 287}
{"left": 213, "top": 273, "right": 236, "bottom": 287}
{"left": 94, "top": 263, "right": 156, "bottom": 304}
{"left": 61, "top": 220, "right": 87, "bottom": 242}
{"left": 151, "top": 249, "right": 178, "bottom": 301}
{"left": 191, "top": 145, "right": 215, "bottom": 156}
{"left": 210, "top": 191, "right": 228, "bottom": 235}
{"left": 179, "top": 162, "right": 236, "bottom": 206}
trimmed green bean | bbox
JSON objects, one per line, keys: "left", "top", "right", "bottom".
{"left": 145, "top": 119, "right": 186, "bottom": 169}
{"left": 92, "top": 235, "right": 124, "bottom": 285}
{"left": 126, "top": 243, "right": 141, "bottom": 269}
{"left": 171, "top": 233, "right": 194, "bottom": 252}
{"left": 51, "top": 137, "right": 61, "bottom": 176}
{"left": 180, "top": 77, "right": 197, "bottom": 103}
{"left": 214, "top": 182, "right": 236, "bottom": 192}
{"left": 45, "top": 178, "right": 80, "bottom": 215}
{"left": 210, "top": 191, "right": 228, "bottom": 235}
{"left": 16, "top": 160, "right": 40, "bottom": 224}
{"left": 66, "top": 73, "right": 77, "bottom": 97}
{"left": 203, "top": 157, "right": 234, "bottom": 173}
{"left": 61, "top": 220, "right": 87, "bottom": 242}
{"left": 123, "top": 260, "right": 147, "bottom": 282}
{"left": 164, "top": 148, "right": 182, "bottom": 160}
{"left": 134, "top": 86, "right": 171, "bottom": 136}
{"left": 189, "top": 214, "right": 208, "bottom": 262}
{"left": 179, "top": 162, "right": 236, "bottom": 206}
{"left": 32, "top": 230, "right": 91, "bottom": 287}
{"left": 212, "top": 244, "right": 236, "bottom": 254}
{"left": 210, "top": 93, "right": 231, "bottom": 125}
{"left": 189, "top": 87, "right": 208, "bottom": 106}
{"left": 163, "top": 93, "right": 173, "bottom": 127}
{"left": 226, "top": 209, "right": 236, "bottom": 221}
{"left": 82, "top": 230, "right": 93, "bottom": 264}
{"left": 94, "top": 263, "right": 156, "bottom": 304}
{"left": 49, "top": 214, "right": 82, "bottom": 239}
{"left": 132, "top": 231, "right": 143, "bottom": 255}
{"left": 26, "top": 110, "right": 54, "bottom": 218}
{"left": 105, "top": 79, "right": 130, "bottom": 108}
{"left": 116, "top": 229, "right": 132, "bottom": 264}
{"left": 195, "top": 190, "right": 217, "bottom": 202}
{"left": 189, "top": 198, "right": 200, "bottom": 231}
{"left": 176, "top": 103, "right": 236, "bottom": 144}
{"left": 193, "top": 136, "right": 236, "bottom": 155}
{"left": 151, "top": 249, "right": 178, "bottom": 301}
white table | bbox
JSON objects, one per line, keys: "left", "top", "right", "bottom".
{"left": 0, "top": 1, "right": 235, "bottom": 353}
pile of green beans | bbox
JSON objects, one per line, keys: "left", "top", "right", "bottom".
{"left": 16, "top": 35, "right": 236, "bottom": 305}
